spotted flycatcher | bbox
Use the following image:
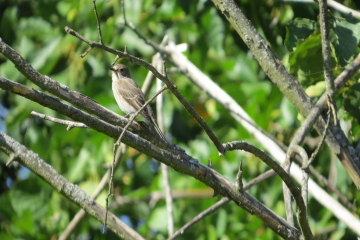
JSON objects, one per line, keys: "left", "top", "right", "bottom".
{"left": 110, "top": 64, "right": 166, "bottom": 140}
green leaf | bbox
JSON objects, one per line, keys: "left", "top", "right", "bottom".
{"left": 330, "top": 15, "right": 360, "bottom": 66}
{"left": 343, "top": 82, "right": 360, "bottom": 124}
{"left": 285, "top": 18, "right": 316, "bottom": 51}
{"left": 288, "top": 33, "right": 329, "bottom": 86}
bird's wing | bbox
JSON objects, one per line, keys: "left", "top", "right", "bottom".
{"left": 115, "top": 77, "right": 166, "bottom": 140}
{"left": 117, "top": 77, "right": 146, "bottom": 110}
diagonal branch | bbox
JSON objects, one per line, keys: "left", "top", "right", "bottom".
{"left": 223, "top": 141, "right": 314, "bottom": 240}
{"left": 59, "top": 144, "right": 126, "bottom": 240}
{"left": 104, "top": 85, "right": 169, "bottom": 229}
{"left": 31, "top": 111, "right": 89, "bottom": 131}
{"left": 0, "top": 40, "right": 141, "bottom": 137}
{"left": 168, "top": 169, "right": 276, "bottom": 240}
{"left": 0, "top": 131, "right": 144, "bottom": 240}
{"left": 0, "top": 76, "right": 302, "bottom": 239}
{"left": 63, "top": 27, "right": 225, "bottom": 156}
{"left": 210, "top": 0, "right": 360, "bottom": 188}
{"left": 165, "top": 43, "right": 360, "bottom": 233}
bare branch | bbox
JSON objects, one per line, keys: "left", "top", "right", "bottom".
{"left": 63, "top": 27, "right": 226, "bottom": 156}
{"left": 210, "top": 0, "right": 360, "bottom": 188}
{"left": 223, "top": 141, "right": 314, "bottom": 240}
{"left": 319, "top": 0, "right": 335, "bottom": 101}
{"left": 280, "top": 0, "right": 360, "bottom": 18}
{"left": 0, "top": 40, "right": 147, "bottom": 138}
{"left": 31, "top": 111, "right": 89, "bottom": 130}
{"left": 236, "top": 161, "right": 244, "bottom": 193}
{"left": 165, "top": 43, "right": 360, "bottom": 232}
{"left": 0, "top": 71, "right": 302, "bottom": 239}
{"left": 121, "top": 0, "right": 163, "bottom": 53}
{"left": 6, "top": 154, "right": 17, "bottom": 166}
{"left": 303, "top": 112, "right": 330, "bottom": 170}
{"left": 93, "top": 0, "right": 103, "bottom": 44}
{"left": 0, "top": 132, "right": 144, "bottom": 240}
{"left": 169, "top": 169, "right": 276, "bottom": 240}
{"left": 81, "top": 46, "right": 93, "bottom": 58}
{"left": 169, "top": 198, "right": 230, "bottom": 240}
{"left": 104, "top": 85, "right": 169, "bottom": 229}
{"left": 59, "top": 144, "right": 125, "bottom": 240}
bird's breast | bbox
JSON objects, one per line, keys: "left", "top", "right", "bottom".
{"left": 112, "top": 81, "right": 136, "bottom": 115}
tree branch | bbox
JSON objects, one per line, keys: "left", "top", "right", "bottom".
{"left": 59, "top": 144, "right": 126, "bottom": 240}
{"left": 31, "top": 111, "right": 89, "bottom": 131}
{"left": 319, "top": 0, "right": 335, "bottom": 100}
{"left": 169, "top": 169, "right": 276, "bottom": 240}
{"left": 223, "top": 141, "right": 314, "bottom": 240}
{"left": 0, "top": 76, "right": 302, "bottom": 239}
{"left": 0, "top": 131, "right": 144, "bottom": 240}
{"left": 210, "top": 0, "right": 360, "bottom": 188}
{"left": 0, "top": 39, "right": 166, "bottom": 148}
{"left": 63, "top": 27, "right": 225, "bottom": 156}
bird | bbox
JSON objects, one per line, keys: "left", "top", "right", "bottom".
{"left": 110, "top": 64, "right": 166, "bottom": 141}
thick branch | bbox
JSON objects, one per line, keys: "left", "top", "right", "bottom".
{"left": 59, "top": 144, "right": 125, "bottom": 240}
{"left": 64, "top": 27, "right": 225, "bottom": 156}
{"left": 169, "top": 169, "right": 276, "bottom": 240}
{"left": 0, "top": 40, "right": 167, "bottom": 149}
{"left": 210, "top": 0, "right": 360, "bottom": 188}
{"left": 223, "top": 141, "right": 314, "bottom": 240}
{"left": 0, "top": 76, "right": 301, "bottom": 239}
{"left": 0, "top": 132, "right": 144, "bottom": 240}
{"left": 165, "top": 41, "right": 360, "bottom": 234}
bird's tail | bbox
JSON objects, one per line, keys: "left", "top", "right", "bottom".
{"left": 152, "top": 120, "right": 167, "bottom": 141}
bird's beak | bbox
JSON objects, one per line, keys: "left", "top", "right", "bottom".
{"left": 110, "top": 67, "right": 115, "bottom": 71}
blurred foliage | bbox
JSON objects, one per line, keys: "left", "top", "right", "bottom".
{"left": 0, "top": 0, "right": 359, "bottom": 239}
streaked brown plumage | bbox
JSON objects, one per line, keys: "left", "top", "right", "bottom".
{"left": 110, "top": 64, "right": 166, "bottom": 140}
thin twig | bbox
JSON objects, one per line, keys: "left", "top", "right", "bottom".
{"left": 168, "top": 169, "right": 276, "bottom": 240}
{"left": 81, "top": 46, "right": 93, "bottom": 58}
{"left": 0, "top": 132, "right": 145, "bottom": 240}
{"left": 112, "top": 55, "right": 121, "bottom": 65}
{"left": 282, "top": 163, "right": 294, "bottom": 225}
{"left": 278, "top": 0, "right": 360, "bottom": 18}
{"left": 236, "top": 161, "right": 244, "bottom": 193}
{"left": 223, "top": 141, "right": 314, "bottom": 240}
{"left": 104, "top": 86, "right": 169, "bottom": 230}
{"left": 31, "top": 111, "right": 89, "bottom": 130}
{"left": 65, "top": 26, "right": 225, "bottom": 155}
{"left": 121, "top": 0, "right": 163, "bottom": 53}
{"left": 303, "top": 100, "right": 332, "bottom": 170}
{"left": 93, "top": 0, "right": 103, "bottom": 44}
{"left": 319, "top": 0, "right": 335, "bottom": 101}
{"left": 6, "top": 154, "right": 17, "bottom": 166}
{"left": 59, "top": 144, "right": 125, "bottom": 240}
{"left": 142, "top": 36, "right": 169, "bottom": 95}
{"left": 290, "top": 146, "right": 309, "bottom": 212}
{"left": 283, "top": 145, "right": 309, "bottom": 226}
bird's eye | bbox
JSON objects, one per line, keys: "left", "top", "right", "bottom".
{"left": 120, "top": 69, "right": 124, "bottom": 72}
